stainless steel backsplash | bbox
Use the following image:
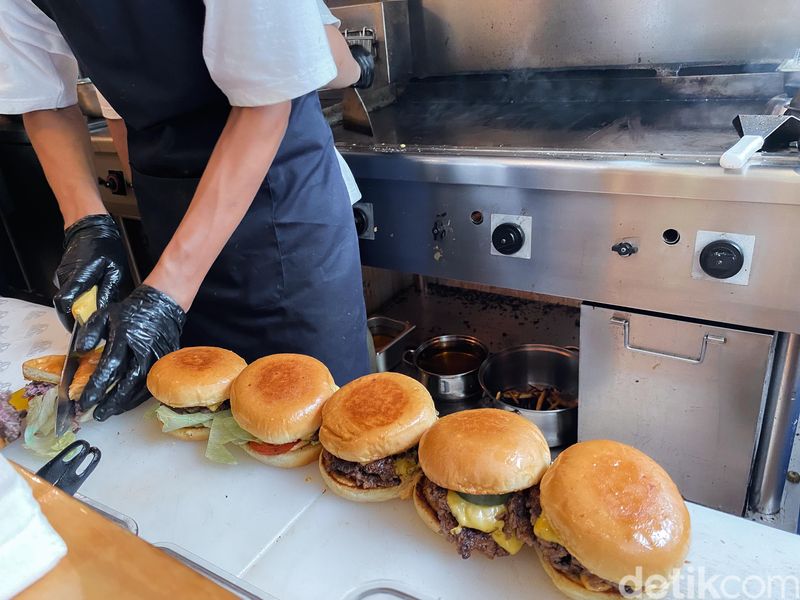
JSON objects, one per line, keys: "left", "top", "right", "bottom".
{"left": 329, "top": 0, "right": 800, "bottom": 75}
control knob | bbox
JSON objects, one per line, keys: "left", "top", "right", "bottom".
{"left": 353, "top": 206, "right": 369, "bottom": 236}
{"left": 491, "top": 223, "right": 525, "bottom": 255}
{"left": 699, "top": 240, "right": 744, "bottom": 279}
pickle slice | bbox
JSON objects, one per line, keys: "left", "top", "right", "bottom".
{"left": 456, "top": 491, "right": 511, "bottom": 506}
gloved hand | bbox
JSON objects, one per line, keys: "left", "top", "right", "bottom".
{"left": 54, "top": 214, "right": 127, "bottom": 330}
{"left": 349, "top": 44, "right": 375, "bottom": 89}
{"left": 75, "top": 284, "right": 186, "bottom": 421}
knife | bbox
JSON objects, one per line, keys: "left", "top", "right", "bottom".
{"left": 55, "top": 287, "right": 98, "bottom": 437}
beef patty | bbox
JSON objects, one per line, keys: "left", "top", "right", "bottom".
{"left": 321, "top": 448, "right": 416, "bottom": 489}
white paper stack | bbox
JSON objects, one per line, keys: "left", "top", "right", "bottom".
{"left": 0, "top": 456, "right": 67, "bottom": 599}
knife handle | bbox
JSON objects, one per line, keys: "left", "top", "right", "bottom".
{"left": 72, "top": 286, "right": 98, "bottom": 325}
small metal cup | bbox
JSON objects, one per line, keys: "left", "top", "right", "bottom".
{"left": 403, "top": 335, "right": 488, "bottom": 401}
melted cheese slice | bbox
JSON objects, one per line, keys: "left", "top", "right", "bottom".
{"left": 446, "top": 491, "right": 525, "bottom": 555}
{"left": 446, "top": 490, "right": 506, "bottom": 533}
{"left": 533, "top": 512, "right": 563, "bottom": 545}
{"left": 207, "top": 401, "right": 226, "bottom": 412}
{"left": 9, "top": 388, "right": 28, "bottom": 411}
{"left": 395, "top": 457, "right": 418, "bottom": 479}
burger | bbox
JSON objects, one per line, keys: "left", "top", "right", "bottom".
{"left": 5, "top": 350, "right": 103, "bottom": 454}
{"left": 229, "top": 353, "right": 337, "bottom": 468}
{"left": 147, "top": 346, "right": 246, "bottom": 441}
{"left": 533, "top": 440, "right": 691, "bottom": 599}
{"left": 319, "top": 372, "right": 437, "bottom": 502}
{"left": 413, "top": 408, "right": 551, "bottom": 559}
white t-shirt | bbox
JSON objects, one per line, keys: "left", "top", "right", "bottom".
{"left": 0, "top": 0, "right": 360, "bottom": 202}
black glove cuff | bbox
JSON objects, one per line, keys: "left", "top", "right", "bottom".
{"left": 63, "top": 214, "right": 121, "bottom": 248}
{"left": 131, "top": 284, "right": 187, "bottom": 329}
{"left": 349, "top": 44, "right": 375, "bottom": 89}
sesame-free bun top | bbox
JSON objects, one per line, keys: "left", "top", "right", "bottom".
{"left": 231, "top": 354, "right": 337, "bottom": 444}
{"left": 418, "top": 408, "right": 551, "bottom": 495}
{"left": 540, "top": 439, "right": 691, "bottom": 585}
{"left": 147, "top": 347, "right": 246, "bottom": 408}
{"left": 23, "top": 349, "right": 103, "bottom": 401}
{"left": 319, "top": 373, "right": 437, "bottom": 463}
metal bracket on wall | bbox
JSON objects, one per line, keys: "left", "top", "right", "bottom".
{"left": 610, "top": 316, "right": 726, "bottom": 364}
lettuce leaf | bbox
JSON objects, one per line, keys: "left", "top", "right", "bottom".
{"left": 23, "top": 388, "right": 76, "bottom": 457}
{"left": 205, "top": 412, "right": 257, "bottom": 465}
{"left": 155, "top": 405, "right": 215, "bottom": 432}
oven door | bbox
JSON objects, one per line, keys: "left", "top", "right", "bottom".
{"left": 578, "top": 304, "right": 775, "bottom": 515}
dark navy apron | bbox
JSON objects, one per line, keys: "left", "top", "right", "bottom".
{"left": 34, "top": 0, "right": 370, "bottom": 384}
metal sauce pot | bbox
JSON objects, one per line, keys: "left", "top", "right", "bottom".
{"left": 479, "top": 345, "right": 579, "bottom": 447}
{"left": 404, "top": 335, "right": 488, "bottom": 401}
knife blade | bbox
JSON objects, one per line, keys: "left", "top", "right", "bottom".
{"left": 55, "top": 287, "right": 98, "bottom": 437}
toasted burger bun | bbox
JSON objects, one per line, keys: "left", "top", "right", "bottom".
{"left": 231, "top": 354, "right": 336, "bottom": 444}
{"left": 22, "top": 349, "right": 103, "bottom": 401}
{"left": 320, "top": 373, "right": 436, "bottom": 463}
{"left": 242, "top": 441, "right": 321, "bottom": 469}
{"left": 540, "top": 439, "right": 691, "bottom": 586}
{"left": 147, "top": 346, "right": 246, "bottom": 408}
{"left": 412, "top": 475, "right": 447, "bottom": 535}
{"left": 167, "top": 426, "right": 211, "bottom": 442}
{"left": 319, "top": 452, "right": 416, "bottom": 502}
{"left": 535, "top": 546, "right": 620, "bottom": 600}
{"left": 418, "top": 408, "right": 550, "bottom": 495}
{"left": 22, "top": 355, "right": 64, "bottom": 384}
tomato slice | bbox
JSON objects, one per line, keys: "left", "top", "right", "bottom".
{"left": 247, "top": 440, "right": 299, "bottom": 455}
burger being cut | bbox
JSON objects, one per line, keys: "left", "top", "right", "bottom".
{"left": 533, "top": 439, "right": 691, "bottom": 599}
{"left": 4, "top": 350, "right": 103, "bottom": 455}
{"left": 319, "top": 372, "right": 437, "bottom": 502}
{"left": 147, "top": 346, "right": 246, "bottom": 441}
{"left": 413, "top": 408, "right": 551, "bottom": 559}
{"left": 228, "top": 353, "right": 338, "bottom": 468}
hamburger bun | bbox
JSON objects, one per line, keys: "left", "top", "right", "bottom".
{"left": 540, "top": 440, "right": 691, "bottom": 587}
{"left": 147, "top": 346, "right": 246, "bottom": 408}
{"left": 319, "top": 452, "right": 417, "bottom": 502}
{"left": 22, "top": 349, "right": 103, "bottom": 401}
{"left": 319, "top": 373, "right": 436, "bottom": 463}
{"left": 166, "top": 426, "right": 211, "bottom": 442}
{"left": 418, "top": 408, "right": 551, "bottom": 494}
{"left": 242, "top": 441, "right": 321, "bottom": 469}
{"left": 412, "top": 475, "right": 447, "bottom": 535}
{"left": 22, "top": 355, "right": 64, "bottom": 384}
{"left": 534, "top": 546, "right": 619, "bottom": 600}
{"left": 230, "top": 354, "right": 337, "bottom": 444}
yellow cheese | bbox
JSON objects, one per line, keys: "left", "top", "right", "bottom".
{"left": 446, "top": 490, "right": 507, "bottom": 534}
{"left": 533, "top": 513, "right": 562, "bottom": 545}
{"left": 207, "top": 401, "right": 225, "bottom": 412}
{"left": 395, "top": 457, "right": 418, "bottom": 478}
{"left": 491, "top": 529, "right": 525, "bottom": 555}
{"left": 9, "top": 388, "right": 28, "bottom": 411}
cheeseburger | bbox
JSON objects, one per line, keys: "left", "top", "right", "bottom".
{"left": 147, "top": 346, "right": 246, "bottom": 441}
{"left": 533, "top": 440, "right": 691, "bottom": 598}
{"left": 414, "top": 408, "right": 551, "bottom": 559}
{"left": 319, "top": 372, "right": 437, "bottom": 502}
{"left": 230, "top": 354, "right": 337, "bottom": 468}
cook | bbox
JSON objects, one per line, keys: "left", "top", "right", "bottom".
{"left": 0, "top": 1, "right": 373, "bottom": 421}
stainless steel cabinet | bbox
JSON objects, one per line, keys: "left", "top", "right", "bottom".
{"left": 579, "top": 304, "right": 775, "bottom": 514}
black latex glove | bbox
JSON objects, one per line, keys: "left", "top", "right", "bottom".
{"left": 75, "top": 284, "right": 186, "bottom": 421}
{"left": 54, "top": 214, "right": 127, "bottom": 330}
{"left": 350, "top": 44, "right": 375, "bottom": 89}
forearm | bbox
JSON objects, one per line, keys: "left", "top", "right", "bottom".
{"left": 144, "top": 102, "right": 291, "bottom": 310}
{"left": 23, "top": 105, "right": 107, "bottom": 228}
{"left": 323, "top": 24, "right": 360, "bottom": 89}
{"left": 105, "top": 118, "right": 132, "bottom": 184}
